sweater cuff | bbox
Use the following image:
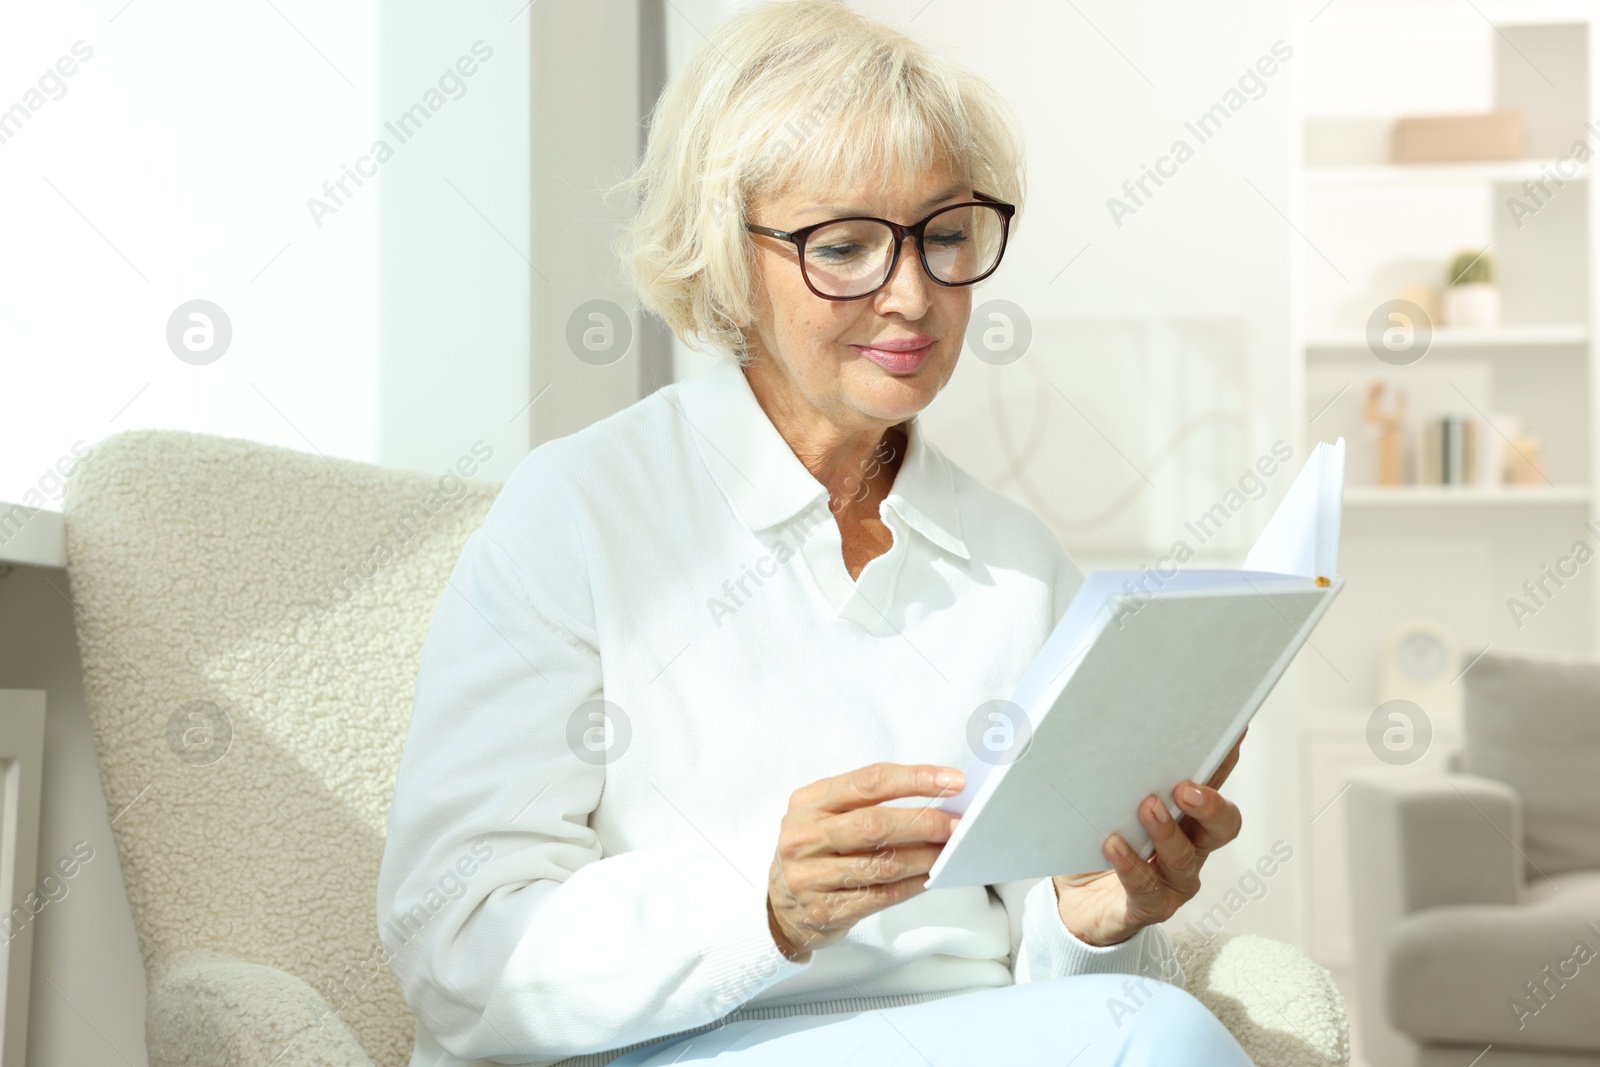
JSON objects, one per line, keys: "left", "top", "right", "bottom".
{"left": 698, "top": 874, "right": 814, "bottom": 1013}
{"left": 1020, "top": 876, "right": 1164, "bottom": 981}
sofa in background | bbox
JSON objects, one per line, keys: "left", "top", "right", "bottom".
{"left": 1348, "top": 650, "right": 1600, "bottom": 1067}
{"left": 62, "top": 429, "right": 1349, "bottom": 1066}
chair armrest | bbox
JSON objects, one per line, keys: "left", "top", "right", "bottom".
{"left": 1346, "top": 771, "right": 1522, "bottom": 914}
{"left": 1343, "top": 772, "right": 1522, "bottom": 1067}
{"left": 1167, "top": 930, "right": 1349, "bottom": 1067}
{"left": 144, "top": 952, "right": 376, "bottom": 1067}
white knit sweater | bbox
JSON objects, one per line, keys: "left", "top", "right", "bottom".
{"left": 377, "top": 357, "right": 1181, "bottom": 1067}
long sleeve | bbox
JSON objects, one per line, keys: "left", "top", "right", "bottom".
{"left": 993, "top": 877, "right": 1185, "bottom": 987}
{"left": 376, "top": 463, "right": 813, "bottom": 1064}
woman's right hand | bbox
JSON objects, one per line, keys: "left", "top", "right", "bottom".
{"left": 766, "top": 761, "right": 966, "bottom": 962}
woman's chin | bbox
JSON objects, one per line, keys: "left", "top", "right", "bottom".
{"left": 845, "top": 382, "right": 939, "bottom": 424}
{"left": 845, "top": 359, "right": 948, "bottom": 420}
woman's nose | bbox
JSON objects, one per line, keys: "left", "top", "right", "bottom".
{"left": 877, "top": 233, "right": 934, "bottom": 310}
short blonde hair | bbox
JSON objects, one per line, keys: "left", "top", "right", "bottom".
{"left": 610, "top": 0, "right": 1027, "bottom": 363}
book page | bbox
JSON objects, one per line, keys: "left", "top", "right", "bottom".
{"left": 1243, "top": 437, "right": 1345, "bottom": 579}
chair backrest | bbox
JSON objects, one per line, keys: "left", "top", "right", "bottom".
{"left": 62, "top": 429, "right": 500, "bottom": 1065}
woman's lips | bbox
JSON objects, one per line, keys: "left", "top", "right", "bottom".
{"left": 851, "top": 342, "right": 934, "bottom": 375}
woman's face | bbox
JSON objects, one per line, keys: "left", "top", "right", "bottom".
{"left": 741, "top": 159, "right": 973, "bottom": 438}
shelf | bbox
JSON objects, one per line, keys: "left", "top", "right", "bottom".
{"left": 1309, "top": 3, "right": 1600, "bottom": 29}
{"left": 1305, "top": 159, "right": 1588, "bottom": 188}
{"left": 1343, "top": 485, "right": 1591, "bottom": 506}
{"left": 1306, "top": 324, "right": 1589, "bottom": 351}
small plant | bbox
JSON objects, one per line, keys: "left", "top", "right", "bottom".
{"left": 1446, "top": 248, "right": 1495, "bottom": 286}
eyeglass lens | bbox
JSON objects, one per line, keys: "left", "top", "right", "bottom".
{"left": 801, "top": 204, "right": 1006, "bottom": 297}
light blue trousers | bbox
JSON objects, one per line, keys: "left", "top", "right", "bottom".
{"left": 607, "top": 974, "right": 1256, "bottom": 1066}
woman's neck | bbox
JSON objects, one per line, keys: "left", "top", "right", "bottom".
{"left": 741, "top": 358, "right": 907, "bottom": 513}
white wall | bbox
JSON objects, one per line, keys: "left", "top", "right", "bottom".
{"left": 0, "top": 1, "right": 382, "bottom": 507}
{"left": 378, "top": 3, "right": 532, "bottom": 478}
{"left": 0, "top": 0, "right": 533, "bottom": 513}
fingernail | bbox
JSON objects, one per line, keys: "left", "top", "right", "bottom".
{"left": 937, "top": 771, "right": 964, "bottom": 788}
{"left": 1151, "top": 800, "right": 1170, "bottom": 824}
{"left": 1179, "top": 784, "right": 1204, "bottom": 808}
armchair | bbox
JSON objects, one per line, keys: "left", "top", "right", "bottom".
{"left": 1347, "top": 651, "right": 1600, "bottom": 1067}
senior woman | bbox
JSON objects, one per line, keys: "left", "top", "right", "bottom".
{"left": 378, "top": 2, "right": 1256, "bottom": 1065}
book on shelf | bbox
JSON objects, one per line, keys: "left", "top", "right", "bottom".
{"left": 1417, "top": 416, "right": 1479, "bottom": 485}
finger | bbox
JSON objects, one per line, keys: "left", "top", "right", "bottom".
{"left": 799, "top": 867, "right": 933, "bottom": 936}
{"left": 1173, "top": 782, "right": 1243, "bottom": 856}
{"left": 1103, "top": 834, "right": 1168, "bottom": 922}
{"left": 803, "top": 762, "right": 965, "bottom": 814}
{"left": 820, "top": 803, "right": 960, "bottom": 855}
{"left": 1206, "top": 729, "right": 1247, "bottom": 790}
{"left": 810, "top": 843, "right": 944, "bottom": 897}
{"left": 1138, "top": 795, "right": 1200, "bottom": 893}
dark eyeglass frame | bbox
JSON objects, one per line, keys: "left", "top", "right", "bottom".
{"left": 743, "top": 190, "right": 1016, "bottom": 301}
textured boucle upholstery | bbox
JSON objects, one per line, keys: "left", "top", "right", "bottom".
{"left": 1169, "top": 931, "right": 1349, "bottom": 1067}
{"left": 61, "top": 428, "right": 1347, "bottom": 1067}
{"left": 144, "top": 951, "right": 376, "bottom": 1066}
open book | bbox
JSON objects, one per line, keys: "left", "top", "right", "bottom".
{"left": 923, "top": 438, "right": 1346, "bottom": 890}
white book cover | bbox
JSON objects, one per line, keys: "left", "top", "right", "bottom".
{"left": 923, "top": 438, "right": 1346, "bottom": 890}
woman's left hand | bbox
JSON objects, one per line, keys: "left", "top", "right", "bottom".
{"left": 1051, "top": 731, "right": 1246, "bottom": 948}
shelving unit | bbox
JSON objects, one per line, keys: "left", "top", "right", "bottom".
{"left": 1342, "top": 484, "right": 1592, "bottom": 505}
{"left": 1306, "top": 322, "right": 1588, "bottom": 350}
{"left": 1291, "top": 3, "right": 1600, "bottom": 1034}
{"left": 1304, "top": 158, "right": 1588, "bottom": 187}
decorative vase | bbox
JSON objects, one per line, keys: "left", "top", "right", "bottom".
{"left": 1441, "top": 283, "right": 1501, "bottom": 329}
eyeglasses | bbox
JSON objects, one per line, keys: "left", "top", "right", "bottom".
{"left": 744, "top": 191, "right": 1016, "bottom": 301}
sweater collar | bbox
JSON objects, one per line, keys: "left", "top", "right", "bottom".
{"left": 674, "top": 357, "right": 970, "bottom": 561}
